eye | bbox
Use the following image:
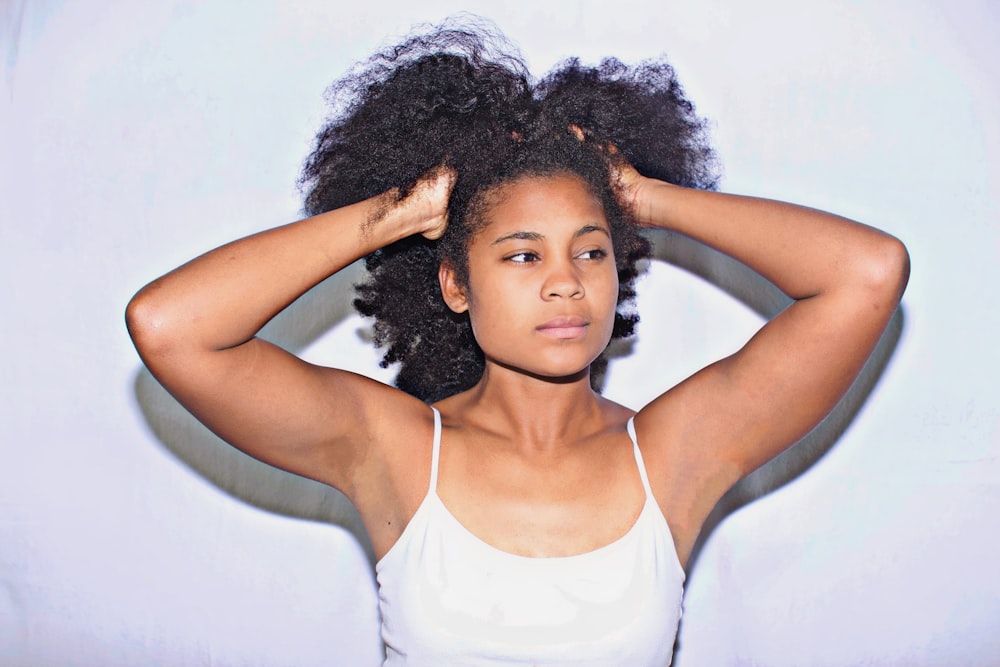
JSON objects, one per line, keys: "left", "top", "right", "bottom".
{"left": 576, "top": 248, "right": 608, "bottom": 261}
{"left": 505, "top": 251, "right": 540, "bottom": 264}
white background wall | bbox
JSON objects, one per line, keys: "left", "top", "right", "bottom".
{"left": 2, "top": 0, "right": 998, "bottom": 665}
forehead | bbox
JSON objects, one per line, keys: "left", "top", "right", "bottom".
{"left": 477, "top": 173, "right": 608, "bottom": 234}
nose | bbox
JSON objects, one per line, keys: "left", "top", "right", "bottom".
{"left": 541, "top": 260, "right": 584, "bottom": 300}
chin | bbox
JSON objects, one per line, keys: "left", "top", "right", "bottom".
{"left": 489, "top": 356, "right": 596, "bottom": 385}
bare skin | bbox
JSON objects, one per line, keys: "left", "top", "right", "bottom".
{"left": 126, "top": 163, "right": 909, "bottom": 568}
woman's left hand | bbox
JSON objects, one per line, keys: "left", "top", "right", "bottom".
{"left": 607, "top": 150, "right": 660, "bottom": 227}
{"left": 567, "top": 124, "right": 661, "bottom": 226}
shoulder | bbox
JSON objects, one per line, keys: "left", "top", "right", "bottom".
{"left": 631, "top": 388, "right": 742, "bottom": 564}
{"left": 630, "top": 365, "right": 740, "bottom": 476}
{"left": 315, "top": 371, "right": 436, "bottom": 499}
{"left": 599, "top": 395, "right": 637, "bottom": 425}
{"left": 362, "top": 384, "right": 437, "bottom": 474}
{"left": 342, "top": 384, "right": 439, "bottom": 556}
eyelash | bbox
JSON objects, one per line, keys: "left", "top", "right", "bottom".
{"left": 505, "top": 252, "right": 539, "bottom": 263}
{"left": 504, "top": 249, "right": 607, "bottom": 263}
{"left": 578, "top": 248, "right": 608, "bottom": 261}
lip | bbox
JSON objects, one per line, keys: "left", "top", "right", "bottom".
{"left": 536, "top": 316, "right": 589, "bottom": 339}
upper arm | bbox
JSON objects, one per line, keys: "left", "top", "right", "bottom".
{"left": 637, "top": 234, "right": 908, "bottom": 523}
{"left": 127, "top": 303, "right": 424, "bottom": 496}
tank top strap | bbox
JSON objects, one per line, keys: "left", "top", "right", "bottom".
{"left": 626, "top": 416, "right": 655, "bottom": 499}
{"left": 428, "top": 406, "right": 442, "bottom": 496}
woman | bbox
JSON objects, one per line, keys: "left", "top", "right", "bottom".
{"left": 126, "top": 20, "right": 908, "bottom": 666}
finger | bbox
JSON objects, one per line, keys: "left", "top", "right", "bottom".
{"left": 421, "top": 218, "right": 447, "bottom": 240}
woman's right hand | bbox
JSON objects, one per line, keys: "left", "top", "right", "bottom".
{"left": 386, "top": 166, "right": 456, "bottom": 240}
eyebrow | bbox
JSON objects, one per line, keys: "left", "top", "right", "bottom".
{"left": 490, "top": 225, "right": 610, "bottom": 245}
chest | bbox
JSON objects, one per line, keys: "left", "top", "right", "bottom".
{"left": 435, "top": 434, "right": 647, "bottom": 558}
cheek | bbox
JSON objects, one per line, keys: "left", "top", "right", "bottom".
{"left": 594, "top": 265, "right": 620, "bottom": 302}
{"left": 459, "top": 274, "right": 490, "bottom": 331}
{"left": 462, "top": 277, "right": 537, "bottom": 351}
{"left": 463, "top": 281, "right": 506, "bottom": 332}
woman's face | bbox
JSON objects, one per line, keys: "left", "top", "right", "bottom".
{"left": 440, "top": 172, "right": 620, "bottom": 381}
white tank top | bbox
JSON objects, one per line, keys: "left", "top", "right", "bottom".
{"left": 376, "top": 407, "right": 685, "bottom": 666}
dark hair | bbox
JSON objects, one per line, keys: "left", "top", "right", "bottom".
{"left": 299, "top": 17, "right": 718, "bottom": 402}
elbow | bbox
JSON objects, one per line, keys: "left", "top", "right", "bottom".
{"left": 125, "top": 283, "right": 176, "bottom": 362}
{"left": 873, "top": 234, "right": 910, "bottom": 299}
{"left": 855, "top": 233, "right": 910, "bottom": 306}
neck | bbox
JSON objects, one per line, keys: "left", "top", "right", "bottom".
{"left": 458, "top": 361, "right": 607, "bottom": 452}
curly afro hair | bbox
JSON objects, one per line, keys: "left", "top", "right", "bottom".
{"left": 298, "top": 17, "right": 719, "bottom": 403}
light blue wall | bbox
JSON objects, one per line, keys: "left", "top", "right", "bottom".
{"left": 1, "top": 1, "right": 997, "bottom": 664}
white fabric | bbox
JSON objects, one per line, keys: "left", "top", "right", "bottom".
{"left": 376, "top": 408, "right": 685, "bottom": 666}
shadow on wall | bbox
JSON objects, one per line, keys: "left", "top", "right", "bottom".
{"left": 132, "top": 261, "right": 377, "bottom": 563}
{"left": 648, "top": 228, "right": 907, "bottom": 574}
{"left": 132, "top": 231, "right": 905, "bottom": 573}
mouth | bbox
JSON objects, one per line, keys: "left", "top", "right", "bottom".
{"left": 536, "top": 316, "right": 589, "bottom": 339}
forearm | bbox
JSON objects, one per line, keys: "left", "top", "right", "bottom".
{"left": 126, "top": 192, "right": 417, "bottom": 356}
{"left": 635, "top": 180, "right": 908, "bottom": 301}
